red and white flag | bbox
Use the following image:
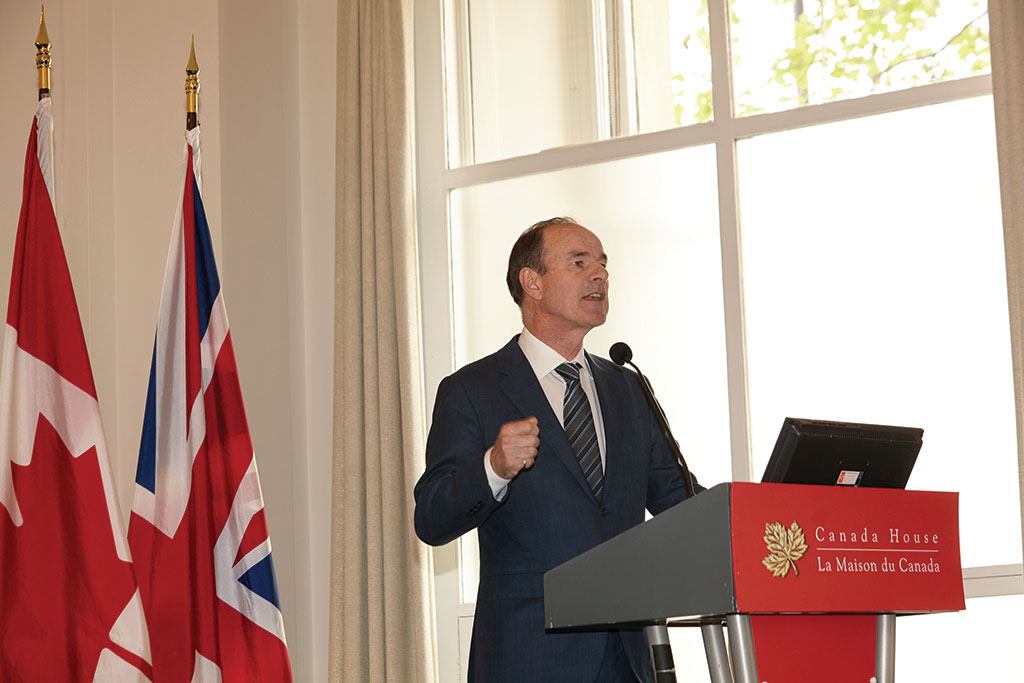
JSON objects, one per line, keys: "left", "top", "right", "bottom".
{"left": 128, "top": 128, "right": 291, "bottom": 682}
{"left": 0, "top": 98, "right": 152, "bottom": 680}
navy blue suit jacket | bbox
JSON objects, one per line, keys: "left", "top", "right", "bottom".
{"left": 414, "top": 336, "right": 699, "bottom": 682}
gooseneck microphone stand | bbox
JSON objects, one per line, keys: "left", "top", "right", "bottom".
{"left": 609, "top": 342, "right": 704, "bottom": 683}
{"left": 609, "top": 342, "right": 697, "bottom": 498}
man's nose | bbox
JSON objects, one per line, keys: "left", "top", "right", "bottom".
{"left": 590, "top": 263, "right": 608, "bottom": 281}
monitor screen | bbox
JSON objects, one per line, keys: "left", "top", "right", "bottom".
{"left": 760, "top": 417, "right": 923, "bottom": 488}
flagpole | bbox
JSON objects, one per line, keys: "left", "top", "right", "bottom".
{"left": 186, "top": 36, "right": 199, "bottom": 130}
{"left": 36, "top": 5, "right": 51, "bottom": 100}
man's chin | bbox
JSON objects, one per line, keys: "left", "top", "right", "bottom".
{"left": 579, "top": 301, "right": 609, "bottom": 323}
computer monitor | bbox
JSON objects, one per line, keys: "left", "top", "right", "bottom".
{"left": 760, "top": 417, "right": 923, "bottom": 489}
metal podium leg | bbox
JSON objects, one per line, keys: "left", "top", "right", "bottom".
{"left": 876, "top": 614, "right": 896, "bottom": 683}
{"left": 645, "top": 623, "right": 677, "bottom": 683}
{"left": 700, "top": 622, "right": 735, "bottom": 683}
{"left": 725, "top": 614, "right": 759, "bottom": 683}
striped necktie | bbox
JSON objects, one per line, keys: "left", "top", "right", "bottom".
{"left": 555, "top": 362, "right": 604, "bottom": 500}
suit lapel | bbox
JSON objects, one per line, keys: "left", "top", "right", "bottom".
{"left": 496, "top": 338, "right": 598, "bottom": 502}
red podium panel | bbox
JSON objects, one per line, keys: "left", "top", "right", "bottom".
{"left": 730, "top": 483, "right": 963, "bottom": 682}
{"left": 750, "top": 614, "right": 877, "bottom": 682}
{"left": 730, "top": 482, "right": 964, "bottom": 614}
{"left": 544, "top": 482, "right": 965, "bottom": 683}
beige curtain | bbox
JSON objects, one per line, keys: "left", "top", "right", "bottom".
{"left": 329, "top": 0, "right": 435, "bottom": 681}
{"left": 990, "top": 0, "right": 1024, "bottom": 557}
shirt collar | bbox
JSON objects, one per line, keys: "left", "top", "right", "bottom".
{"left": 518, "top": 327, "right": 590, "bottom": 382}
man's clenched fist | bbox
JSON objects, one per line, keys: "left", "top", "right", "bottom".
{"left": 490, "top": 417, "right": 540, "bottom": 480}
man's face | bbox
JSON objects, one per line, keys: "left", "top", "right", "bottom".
{"left": 529, "top": 223, "right": 609, "bottom": 336}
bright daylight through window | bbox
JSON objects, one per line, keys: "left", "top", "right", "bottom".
{"left": 416, "top": 0, "right": 1021, "bottom": 680}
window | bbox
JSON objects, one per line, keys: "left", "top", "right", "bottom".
{"left": 730, "top": 0, "right": 990, "bottom": 116}
{"left": 415, "top": 1, "right": 1020, "bottom": 680}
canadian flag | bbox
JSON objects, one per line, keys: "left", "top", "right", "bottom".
{"left": 0, "top": 97, "right": 152, "bottom": 680}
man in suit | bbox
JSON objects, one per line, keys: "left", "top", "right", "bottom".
{"left": 414, "top": 217, "right": 700, "bottom": 682}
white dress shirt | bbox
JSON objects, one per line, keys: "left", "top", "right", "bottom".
{"left": 483, "top": 328, "right": 607, "bottom": 499}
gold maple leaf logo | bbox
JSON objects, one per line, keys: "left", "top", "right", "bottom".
{"left": 762, "top": 521, "right": 808, "bottom": 577}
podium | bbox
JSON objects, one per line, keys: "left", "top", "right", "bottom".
{"left": 544, "top": 482, "right": 964, "bottom": 682}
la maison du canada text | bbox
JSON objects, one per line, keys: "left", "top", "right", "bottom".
{"left": 814, "top": 525, "right": 942, "bottom": 574}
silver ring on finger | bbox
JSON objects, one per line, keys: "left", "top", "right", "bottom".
{"left": 522, "top": 459, "right": 527, "bottom": 469}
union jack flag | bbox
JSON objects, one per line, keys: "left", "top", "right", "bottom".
{"left": 128, "top": 128, "right": 292, "bottom": 682}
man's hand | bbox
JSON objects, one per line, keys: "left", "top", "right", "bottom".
{"left": 490, "top": 417, "right": 540, "bottom": 480}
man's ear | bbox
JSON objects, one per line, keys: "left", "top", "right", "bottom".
{"left": 519, "top": 267, "right": 542, "bottom": 301}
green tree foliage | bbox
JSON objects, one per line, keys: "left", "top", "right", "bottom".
{"left": 671, "top": 0, "right": 990, "bottom": 125}
{"left": 762, "top": 0, "right": 989, "bottom": 110}
{"left": 671, "top": 0, "right": 714, "bottom": 123}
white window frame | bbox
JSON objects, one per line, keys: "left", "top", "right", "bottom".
{"left": 413, "top": 1, "right": 1024, "bottom": 680}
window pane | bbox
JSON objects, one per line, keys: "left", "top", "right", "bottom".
{"left": 896, "top": 595, "right": 1024, "bottom": 680}
{"left": 451, "top": 146, "right": 731, "bottom": 598}
{"left": 446, "top": 0, "right": 715, "bottom": 164}
{"left": 731, "top": 0, "right": 991, "bottom": 117}
{"left": 455, "top": 0, "right": 604, "bottom": 164}
{"left": 740, "top": 96, "right": 1020, "bottom": 567}
{"left": 635, "top": 0, "right": 714, "bottom": 130}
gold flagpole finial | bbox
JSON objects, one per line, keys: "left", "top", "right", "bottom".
{"left": 186, "top": 35, "right": 200, "bottom": 130}
{"left": 36, "top": 5, "right": 52, "bottom": 100}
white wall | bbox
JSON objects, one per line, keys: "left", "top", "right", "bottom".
{"left": 217, "top": 1, "right": 336, "bottom": 680}
{"left": 0, "top": 2, "right": 336, "bottom": 680}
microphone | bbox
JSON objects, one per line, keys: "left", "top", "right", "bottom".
{"left": 610, "top": 342, "right": 697, "bottom": 498}
{"left": 609, "top": 342, "right": 632, "bottom": 366}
